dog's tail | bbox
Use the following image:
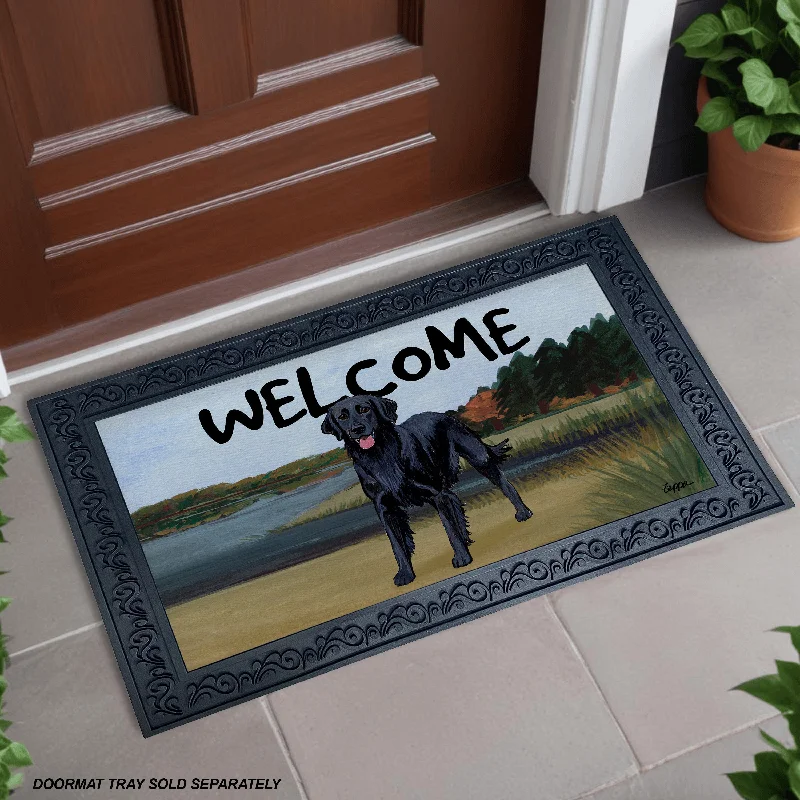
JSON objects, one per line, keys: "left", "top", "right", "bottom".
{"left": 487, "top": 438, "right": 512, "bottom": 463}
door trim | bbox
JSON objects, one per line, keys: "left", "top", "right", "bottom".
{"left": 530, "top": 0, "right": 677, "bottom": 214}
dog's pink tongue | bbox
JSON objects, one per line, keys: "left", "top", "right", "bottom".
{"left": 359, "top": 434, "right": 375, "bottom": 450}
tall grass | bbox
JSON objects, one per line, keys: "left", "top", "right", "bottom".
{"left": 575, "top": 414, "right": 715, "bottom": 527}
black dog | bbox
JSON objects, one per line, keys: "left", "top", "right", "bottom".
{"left": 321, "top": 395, "right": 532, "bottom": 586}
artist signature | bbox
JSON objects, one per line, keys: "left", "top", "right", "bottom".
{"left": 664, "top": 479, "right": 695, "bottom": 494}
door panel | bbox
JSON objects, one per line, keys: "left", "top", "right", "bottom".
{"left": 249, "top": 0, "right": 398, "bottom": 72}
{"left": 6, "top": 0, "right": 170, "bottom": 138}
{"left": 0, "top": 0, "right": 545, "bottom": 351}
{"left": 50, "top": 142, "right": 432, "bottom": 325}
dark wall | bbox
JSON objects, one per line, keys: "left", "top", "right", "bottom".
{"left": 646, "top": 0, "right": 726, "bottom": 190}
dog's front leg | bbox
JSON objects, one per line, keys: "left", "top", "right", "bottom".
{"left": 433, "top": 491, "right": 473, "bottom": 569}
{"left": 374, "top": 494, "right": 416, "bottom": 586}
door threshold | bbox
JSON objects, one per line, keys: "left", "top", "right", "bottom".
{"left": 7, "top": 181, "right": 549, "bottom": 387}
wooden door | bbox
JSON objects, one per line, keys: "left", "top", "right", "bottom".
{"left": 0, "top": 0, "right": 545, "bottom": 350}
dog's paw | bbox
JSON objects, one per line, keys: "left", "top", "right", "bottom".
{"left": 515, "top": 506, "right": 533, "bottom": 522}
{"left": 394, "top": 569, "right": 416, "bottom": 586}
{"left": 451, "top": 552, "right": 473, "bottom": 569}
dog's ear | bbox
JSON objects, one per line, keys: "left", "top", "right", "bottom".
{"left": 321, "top": 409, "right": 343, "bottom": 440}
{"left": 371, "top": 396, "right": 398, "bottom": 425}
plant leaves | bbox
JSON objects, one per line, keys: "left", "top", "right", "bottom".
{"left": 754, "top": 751, "right": 791, "bottom": 794}
{"left": 778, "top": 0, "right": 800, "bottom": 22}
{"left": 733, "top": 114, "right": 773, "bottom": 150}
{"left": 697, "top": 96, "right": 738, "bottom": 131}
{"left": 708, "top": 45, "right": 752, "bottom": 61}
{"left": 723, "top": 2, "right": 752, "bottom": 31}
{"left": 777, "top": 660, "right": 800, "bottom": 697}
{"left": 789, "top": 760, "right": 800, "bottom": 798}
{"left": 789, "top": 713, "right": 800, "bottom": 747}
{"left": 684, "top": 39, "right": 727, "bottom": 59}
{"left": 0, "top": 601, "right": 9, "bottom": 615}
{"left": 0, "top": 408, "right": 33, "bottom": 444}
{"left": 727, "top": 771, "right": 780, "bottom": 800}
{"left": 6, "top": 770, "right": 22, "bottom": 790}
{"left": 0, "top": 742, "right": 32, "bottom": 768}
{"left": 760, "top": 728, "right": 798, "bottom": 762}
{"left": 775, "top": 626, "right": 800, "bottom": 657}
{"left": 734, "top": 674, "right": 796, "bottom": 710}
{"left": 702, "top": 61, "right": 736, "bottom": 88}
{"left": 766, "top": 78, "right": 796, "bottom": 113}
{"left": 740, "top": 58, "right": 777, "bottom": 107}
{"left": 676, "top": 13, "right": 727, "bottom": 51}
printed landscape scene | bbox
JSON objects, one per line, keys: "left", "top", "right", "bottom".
{"left": 96, "top": 268, "right": 715, "bottom": 670}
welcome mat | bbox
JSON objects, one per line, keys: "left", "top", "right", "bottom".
{"left": 30, "top": 217, "right": 792, "bottom": 736}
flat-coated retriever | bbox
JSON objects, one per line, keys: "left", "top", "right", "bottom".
{"left": 321, "top": 395, "right": 533, "bottom": 586}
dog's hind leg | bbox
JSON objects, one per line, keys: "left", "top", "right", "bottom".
{"left": 374, "top": 496, "right": 416, "bottom": 586}
{"left": 455, "top": 432, "right": 533, "bottom": 522}
{"left": 433, "top": 491, "right": 473, "bottom": 569}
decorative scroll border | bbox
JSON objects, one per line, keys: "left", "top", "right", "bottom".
{"left": 29, "top": 217, "right": 792, "bottom": 736}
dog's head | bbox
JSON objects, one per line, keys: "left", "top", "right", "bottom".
{"left": 321, "top": 395, "right": 398, "bottom": 450}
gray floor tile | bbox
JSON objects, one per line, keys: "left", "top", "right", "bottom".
{"left": 611, "top": 179, "right": 800, "bottom": 430}
{"left": 551, "top": 505, "right": 800, "bottom": 768}
{"left": 5, "top": 627, "right": 301, "bottom": 799}
{"left": 270, "top": 598, "right": 636, "bottom": 800}
{"left": 762, "top": 417, "right": 800, "bottom": 497}
{"left": 0, "top": 392, "right": 100, "bottom": 653}
{"left": 590, "top": 716, "right": 788, "bottom": 800}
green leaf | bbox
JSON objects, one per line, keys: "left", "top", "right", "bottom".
{"left": 740, "top": 58, "right": 777, "bottom": 107}
{"left": 785, "top": 21, "right": 800, "bottom": 51}
{"left": 0, "top": 408, "right": 33, "bottom": 444}
{"left": 0, "top": 601, "right": 9, "bottom": 615}
{"left": 676, "top": 14, "right": 727, "bottom": 51}
{"left": 789, "top": 761, "right": 800, "bottom": 798}
{"left": 702, "top": 61, "right": 736, "bottom": 89}
{"left": 6, "top": 771, "right": 22, "bottom": 790}
{"left": 766, "top": 78, "right": 794, "bottom": 113}
{"left": 789, "top": 713, "right": 800, "bottom": 747}
{"left": 777, "top": 660, "right": 800, "bottom": 696}
{"left": 0, "top": 722, "right": 11, "bottom": 734}
{"left": 754, "top": 751, "right": 791, "bottom": 795}
{"left": 775, "top": 626, "right": 800, "bottom": 657}
{"left": 684, "top": 39, "right": 727, "bottom": 59}
{"left": 778, "top": 0, "right": 800, "bottom": 22}
{"left": 697, "top": 96, "right": 737, "bottom": 132}
{"left": 0, "top": 513, "right": 10, "bottom": 529}
{"left": 723, "top": 2, "right": 752, "bottom": 31}
{"left": 734, "top": 674, "right": 796, "bottom": 710}
{"left": 708, "top": 46, "right": 752, "bottom": 61}
{"left": 760, "top": 728, "right": 797, "bottom": 762}
{"left": 733, "top": 114, "right": 773, "bottom": 150}
{"left": 727, "top": 771, "right": 779, "bottom": 800}
{"left": 0, "top": 742, "right": 32, "bottom": 768}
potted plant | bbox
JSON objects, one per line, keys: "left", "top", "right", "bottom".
{"left": 0, "top": 406, "right": 34, "bottom": 797}
{"left": 676, "top": 0, "right": 800, "bottom": 241}
{"left": 726, "top": 626, "right": 800, "bottom": 799}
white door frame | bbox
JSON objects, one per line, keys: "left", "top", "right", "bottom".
{"left": 531, "top": 0, "right": 678, "bottom": 215}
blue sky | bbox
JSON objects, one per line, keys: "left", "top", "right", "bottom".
{"left": 96, "top": 264, "right": 615, "bottom": 511}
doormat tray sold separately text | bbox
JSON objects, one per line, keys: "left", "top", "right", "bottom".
{"left": 30, "top": 217, "right": 792, "bottom": 736}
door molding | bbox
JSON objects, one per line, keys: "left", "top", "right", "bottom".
{"left": 530, "top": 0, "right": 677, "bottom": 215}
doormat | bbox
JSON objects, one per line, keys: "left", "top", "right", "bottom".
{"left": 30, "top": 217, "right": 792, "bottom": 736}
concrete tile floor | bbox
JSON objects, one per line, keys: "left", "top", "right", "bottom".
{"left": 1, "top": 176, "right": 798, "bottom": 799}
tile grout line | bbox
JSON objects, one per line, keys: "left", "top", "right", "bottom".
{"left": 755, "top": 410, "right": 800, "bottom": 434}
{"left": 544, "top": 596, "right": 643, "bottom": 777}
{"left": 258, "top": 697, "right": 311, "bottom": 800}
{"left": 639, "top": 710, "right": 781, "bottom": 774}
{"left": 575, "top": 713, "right": 781, "bottom": 800}
{"left": 755, "top": 432, "right": 800, "bottom": 499}
{"left": 8, "top": 620, "right": 102, "bottom": 660}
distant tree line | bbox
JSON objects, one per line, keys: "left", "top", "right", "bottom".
{"left": 493, "top": 314, "right": 650, "bottom": 421}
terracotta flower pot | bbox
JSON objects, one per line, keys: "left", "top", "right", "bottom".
{"left": 698, "top": 76, "right": 800, "bottom": 242}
